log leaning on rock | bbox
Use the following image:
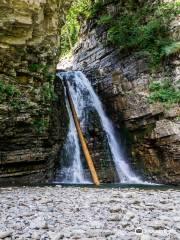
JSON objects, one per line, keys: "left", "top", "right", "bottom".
{"left": 65, "top": 82, "right": 100, "bottom": 186}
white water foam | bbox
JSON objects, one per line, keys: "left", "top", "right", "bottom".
{"left": 56, "top": 71, "right": 143, "bottom": 184}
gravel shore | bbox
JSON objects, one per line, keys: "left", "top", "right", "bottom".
{"left": 0, "top": 186, "right": 180, "bottom": 240}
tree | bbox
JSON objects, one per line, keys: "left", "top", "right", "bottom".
{"left": 60, "top": 0, "right": 92, "bottom": 56}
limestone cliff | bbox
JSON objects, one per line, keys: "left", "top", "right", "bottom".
{"left": 0, "top": 0, "right": 72, "bottom": 184}
{"left": 71, "top": 0, "right": 180, "bottom": 184}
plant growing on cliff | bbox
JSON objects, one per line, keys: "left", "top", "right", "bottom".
{"left": 90, "top": 0, "right": 104, "bottom": 16}
{"left": 99, "top": 2, "right": 180, "bottom": 70}
{"left": 148, "top": 79, "right": 180, "bottom": 104}
{"left": 0, "top": 81, "right": 20, "bottom": 98}
{"left": 28, "top": 64, "right": 44, "bottom": 73}
{"left": 28, "top": 64, "right": 54, "bottom": 82}
{"left": 0, "top": 80, "right": 22, "bottom": 108}
{"left": 163, "top": 41, "right": 180, "bottom": 56}
{"left": 41, "top": 82, "right": 57, "bottom": 103}
{"left": 32, "top": 118, "right": 49, "bottom": 134}
{"left": 28, "top": 63, "right": 57, "bottom": 104}
{"left": 60, "top": 0, "right": 92, "bottom": 56}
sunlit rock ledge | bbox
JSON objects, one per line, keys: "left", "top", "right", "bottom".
{"left": 0, "top": 0, "right": 72, "bottom": 184}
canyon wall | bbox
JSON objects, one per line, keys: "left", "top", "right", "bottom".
{"left": 71, "top": 0, "right": 180, "bottom": 184}
{"left": 0, "top": 0, "right": 72, "bottom": 184}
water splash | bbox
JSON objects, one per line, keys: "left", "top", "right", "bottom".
{"left": 56, "top": 71, "right": 143, "bottom": 184}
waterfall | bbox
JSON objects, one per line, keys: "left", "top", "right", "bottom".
{"left": 56, "top": 71, "right": 142, "bottom": 184}
{"left": 55, "top": 97, "right": 89, "bottom": 183}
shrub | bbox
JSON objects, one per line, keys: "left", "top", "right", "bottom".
{"left": 60, "top": 0, "right": 92, "bottom": 56}
{"left": 10, "top": 99, "right": 26, "bottom": 111}
{"left": 0, "top": 80, "right": 22, "bottom": 107}
{"left": 97, "top": 15, "right": 113, "bottom": 25}
{"left": 5, "top": 84, "right": 21, "bottom": 97}
{"left": 148, "top": 80, "right": 180, "bottom": 104}
{"left": 99, "top": 2, "right": 179, "bottom": 70}
{"left": 163, "top": 41, "right": 180, "bottom": 56}
{"left": 41, "top": 82, "right": 57, "bottom": 102}
{"left": 32, "top": 118, "right": 49, "bottom": 134}
{"left": 28, "top": 64, "right": 44, "bottom": 72}
{"left": 90, "top": 0, "right": 104, "bottom": 17}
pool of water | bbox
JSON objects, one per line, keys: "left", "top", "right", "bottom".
{"left": 53, "top": 183, "right": 180, "bottom": 191}
{"left": 0, "top": 182, "right": 179, "bottom": 191}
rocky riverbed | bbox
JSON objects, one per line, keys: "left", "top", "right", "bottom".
{"left": 0, "top": 186, "right": 180, "bottom": 240}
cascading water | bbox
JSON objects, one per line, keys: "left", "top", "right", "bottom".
{"left": 56, "top": 71, "right": 142, "bottom": 184}
{"left": 55, "top": 97, "right": 89, "bottom": 183}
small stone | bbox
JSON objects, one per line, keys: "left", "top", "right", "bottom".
{"left": 110, "top": 206, "right": 123, "bottom": 213}
{"left": 173, "top": 217, "right": 180, "bottom": 222}
{"left": 175, "top": 223, "right": 180, "bottom": 230}
{"left": 121, "top": 221, "right": 130, "bottom": 228}
{"left": 108, "top": 214, "right": 122, "bottom": 221}
{"left": 52, "top": 233, "right": 64, "bottom": 240}
{"left": 141, "top": 234, "right": 151, "bottom": 240}
{"left": 31, "top": 232, "right": 41, "bottom": 240}
{"left": 0, "top": 231, "right": 12, "bottom": 239}
{"left": 30, "top": 218, "right": 48, "bottom": 230}
{"left": 149, "top": 220, "right": 166, "bottom": 230}
{"left": 124, "top": 211, "right": 135, "bottom": 221}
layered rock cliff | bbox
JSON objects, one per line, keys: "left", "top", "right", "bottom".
{"left": 70, "top": 0, "right": 180, "bottom": 184}
{"left": 0, "top": 0, "right": 72, "bottom": 184}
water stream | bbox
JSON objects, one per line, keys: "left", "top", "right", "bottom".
{"left": 55, "top": 71, "right": 142, "bottom": 184}
{"left": 55, "top": 97, "right": 89, "bottom": 183}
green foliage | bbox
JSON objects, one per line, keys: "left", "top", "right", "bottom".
{"left": 41, "top": 82, "right": 57, "bottom": 102}
{"left": 163, "top": 41, "right": 180, "bottom": 56}
{"left": 0, "top": 80, "right": 32, "bottom": 111}
{"left": 99, "top": 2, "right": 179, "bottom": 70}
{"left": 0, "top": 81, "right": 20, "bottom": 97}
{"left": 28, "top": 64, "right": 44, "bottom": 72}
{"left": 32, "top": 118, "right": 49, "bottom": 134}
{"left": 0, "top": 80, "right": 21, "bottom": 106}
{"left": 28, "top": 63, "right": 56, "bottom": 103}
{"left": 28, "top": 64, "right": 54, "bottom": 82}
{"left": 97, "top": 15, "right": 113, "bottom": 25}
{"left": 42, "top": 67, "right": 54, "bottom": 83}
{"left": 10, "top": 99, "right": 28, "bottom": 111}
{"left": 175, "top": 116, "right": 180, "bottom": 121}
{"left": 148, "top": 80, "right": 180, "bottom": 104}
{"left": 90, "top": 0, "right": 104, "bottom": 17}
{"left": 0, "top": 63, "right": 56, "bottom": 110}
{"left": 6, "top": 85, "right": 21, "bottom": 97}
{"left": 60, "top": 0, "right": 92, "bottom": 56}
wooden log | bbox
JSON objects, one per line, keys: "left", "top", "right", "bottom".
{"left": 65, "top": 83, "right": 100, "bottom": 186}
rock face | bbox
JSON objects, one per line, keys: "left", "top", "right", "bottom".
{"left": 0, "top": 0, "right": 72, "bottom": 184}
{"left": 84, "top": 111, "right": 118, "bottom": 183}
{"left": 71, "top": 0, "right": 180, "bottom": 184}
